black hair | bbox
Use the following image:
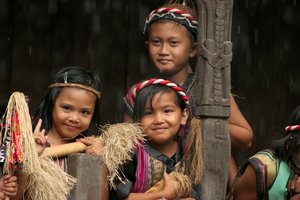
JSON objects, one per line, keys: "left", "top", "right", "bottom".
{"left": 146, "top": 19, "right": 196, "bottom": 44}
{"left": 132, "top": 84, "right": 187, "bottom": 122}
{"left": 274, "top": 106, "right": 300, "bottom": 171}
{"left": 32, "top": 66, "right": 102, "bottom": 137}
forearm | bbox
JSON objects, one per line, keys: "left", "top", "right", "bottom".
{"left": 229, "top": 95, "right": 253, "bottom": 149}
{"left": 228, "top": 123, "right": 252, "bottom": 148}
{"left": 12, "top": 172, "right": 29, "bottom": 200}
{"left": 125, "top": 191, "right": 169, "bottom": 200}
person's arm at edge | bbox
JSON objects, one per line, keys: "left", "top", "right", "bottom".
{"left": 228, "top": 95, "right": 253, "bottom": 149}
{"left": 233, "top": 164, "right": 256, "bottom": 200}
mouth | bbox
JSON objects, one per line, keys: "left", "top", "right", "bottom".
{"left": 157, "top": 59, "right": 171, "bottom": 64}
{"left": 65, "top": 124, "right": 80, "bottom": 131}
{"left": 153, "top": 127, "right": 167, "bottom": 132}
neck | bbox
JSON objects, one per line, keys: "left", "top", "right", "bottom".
{"left": 165, "top": 68, "right": 189, "bottom": 86}
{"left": 150, "top": 140, "right": 178, "bottom": 158}
{"left": 47, "top": 129, "right": 68, "bottom": 146}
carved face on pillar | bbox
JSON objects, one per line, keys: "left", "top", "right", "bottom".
{"left": 146, "top": 21, "right": 197, "bottom": 85}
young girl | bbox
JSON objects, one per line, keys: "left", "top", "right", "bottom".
{"left": 123, "top": 0, "right": 253, "bottom": 193}
{"left": 33, "top": 66, "right": 102, "bottom": 158}
{"left": 232, "top": 106, "right": 300, "bottom": 200}
{"left": 107, "top": 78, "right": 202, "bottom": 200}
{"left": 12, "top": 66, "right": 103, "bottom": 200}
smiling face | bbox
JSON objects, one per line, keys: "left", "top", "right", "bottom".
{"left": 147, "top": 21, "right": 197, "bottom": 83}
{"left": 49, "top": 87, "right": 96, "bottom": 144}
{"left": 139, "top": 90, "right": 188, "bottom": 147}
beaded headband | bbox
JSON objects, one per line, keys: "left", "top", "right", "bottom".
{"left": 285, "top": 125, "right": 300, "bottom": 133}
{"left": 131, "top": 78, "right": 189, "bottom": 106}
{"left": 143, "top": 6, "right": 198, "bottom": 38}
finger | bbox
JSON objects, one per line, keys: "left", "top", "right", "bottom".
{"left": 33, "top": 118, "right": 42, "bottom": 133}
{"left": 163, "top": 172, "right": 171, "bottom": 181}
{"left": 288, "top": 180, "right": 292, "bottom": 191}
{"left": 35, "top": 132, "right": 47, "bottom": 144}
{"left": 291, "top": 178, "right": 297, "bottom": 192}
{"left": 4, "top": 176, "right": 17, "bottom": 183}
{"left": 4, "top": 191, "right": 17, "bottom": 197}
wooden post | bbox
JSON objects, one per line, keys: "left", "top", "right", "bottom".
{"left": 195, "top": 0, "right": 233, "bottom": 199}
{"left": 67, "top": 154, "right": 102, "bottom": 200}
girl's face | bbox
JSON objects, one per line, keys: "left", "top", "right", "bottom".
{"left": 50, "top": 87, "right": 96, "bottom": 142}
{"left": 147, "top": 21, "right": 197, "bottom": 81}
{"left": 140, "top": 90, "right": 188, "bottom": 147}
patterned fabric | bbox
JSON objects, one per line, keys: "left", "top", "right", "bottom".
{"left": 243, "top": 149, "right": 280, "bottom": 199}
{"left": 131, "top": 142, "right": 185, "bottom": 193}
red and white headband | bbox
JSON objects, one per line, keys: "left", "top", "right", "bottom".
{"left": 131, "top": 78, "right": 189, "bottom": 106}
{"left": 143, "top": 7, "right": 198, "bottom": 37}
{"left": 285, "top": 125, "right": 300, "bottom": 133}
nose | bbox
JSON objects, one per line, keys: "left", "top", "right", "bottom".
{"left": 69, "top": 113, "right": 80, "bottom": 124}
{"left": 153, "top": 113, "right": 163, "bottom": 124}
{"left": 158, "top": 43, "right": 169, "bottom": 55}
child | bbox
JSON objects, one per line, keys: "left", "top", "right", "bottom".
{"left": 232, "top": 106, "right": 300, "bottom": 200}
{"left": 15, "top": 66, "right": 103, "bottom": 199}
{"left": 33, "top": 66, "right": 102, "bottom": 158}
{"left": 107, "top": 78, "right": 202, "bottom": 200}
{"left": 123, "top": 0, "right": 253, "bottom": 192}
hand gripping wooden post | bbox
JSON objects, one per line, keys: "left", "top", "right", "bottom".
{"left": 195, "top": 0, "right": 233, "bottom": 199}
{"left": 42, "top": 142, "right": 103, "bottom": 200}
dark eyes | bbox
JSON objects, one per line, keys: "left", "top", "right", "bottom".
{"left": 150, "top": 39, "right": 161, "bottom": 46}
{"left": 169, "top": 41, "right": 178, "bottom": 46}
{"left": 144, "top": 110, "right": 153, "bottom": 115}
{"left": 61, "top": 105, "right": 91, "bottom": 116}
{"left": 62, "top": 105, "right": 71, "bottom": 111}
{"left": 164, "top": 109, "right": 173, "bottom": 113}
{"left": 81, "top": 110, "right": 90, "bottom": 115}
{"left": 150, "top": 39, "right": 179, "bottom": 47}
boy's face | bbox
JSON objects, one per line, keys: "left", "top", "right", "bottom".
{"left": 146, "top": 21, "right": 197, "bottom": 79}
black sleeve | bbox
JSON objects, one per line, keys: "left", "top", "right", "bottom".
{"left": 109, "top": 154, "right": 137, "bottom": 200}
{"left": 191, "top": 183, "right": 201, "bottom": 200}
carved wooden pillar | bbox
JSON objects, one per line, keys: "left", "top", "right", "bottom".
{"left": 195, "top": 0, "right": 233, "bottom": 199}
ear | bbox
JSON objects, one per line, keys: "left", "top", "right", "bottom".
{"left": 145, "top": 41, "right": 149, "bottom": 49}
{"left": 180, "top": 108, "right": 189, "bottom": 126}
{"left": 189, "top": 42, "right": 198, "bottom": 58}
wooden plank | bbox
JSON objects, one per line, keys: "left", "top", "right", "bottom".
{"left": 67, "top": 154, "right": 102, "bottom": 200}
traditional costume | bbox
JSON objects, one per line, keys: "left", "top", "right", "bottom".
{"left": 229, "top": 125, "right": 300, "bottom": 200}
{"left": 110, "top": 78, "right": 203, "bottom": 199}
{"left": 0, "top": 92, "right": 76, "bottom": 200}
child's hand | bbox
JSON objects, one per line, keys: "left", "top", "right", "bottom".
{"left": 161, "top": 172, "right": 177, "bottom": 200}
{"left": 76, "top": 137, "right": 104, "bottom": 156}
{"left": 0, "top": 175, "right": 18, "bottom": 199}
{"left": 33, "top": 119, "right": 48, "bottom": 155}
{"left": 288, "top": 175, "right": 300, "bottom": 199}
